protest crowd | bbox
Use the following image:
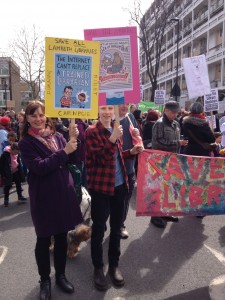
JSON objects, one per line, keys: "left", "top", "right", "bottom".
{"left": 1, "top": 99, "right": 225, "bottom": 300}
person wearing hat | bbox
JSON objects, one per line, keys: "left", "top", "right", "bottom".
{"left": 151, "top": 101, "right": 188, "bottom": 228}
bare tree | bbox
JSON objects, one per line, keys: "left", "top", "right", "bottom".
{"left": 9, "top": 25, "right": 44, "bottom": 101}
{"left": 127, "top": 0, "right": 180, "bottom": 101}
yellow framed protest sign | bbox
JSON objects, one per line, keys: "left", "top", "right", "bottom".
{"left": 45, "top": 37, "right": 100, "bottom": 119}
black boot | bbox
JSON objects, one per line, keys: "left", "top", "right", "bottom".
{"left": 151, "top": 217, "right": 167, "bottom": 228}
{"left": 108, "top": 266, "right": 125, "bottom": 287}
{"left": 39, "top": 279, "right": 51, "bottom": 300}
{"left": 4, "top": 198, "right": 9, "bottom": 207}
{"left": 55, "top": 274, "right": 74, "bottom": 294}
{"left": 93, "top": 268, "right": 108, "bottom": 291}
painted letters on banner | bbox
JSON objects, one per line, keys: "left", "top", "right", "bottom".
{"left": 136, "top": 150, "right": 225, "bottom": 216}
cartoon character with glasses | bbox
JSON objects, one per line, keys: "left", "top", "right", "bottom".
{"left": 60, "top": 86, "right": 73, "bottom": 108}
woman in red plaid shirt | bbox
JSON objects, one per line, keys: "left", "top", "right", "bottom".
{"left": 86, "top": 105, "right": 143, "bottom": 291}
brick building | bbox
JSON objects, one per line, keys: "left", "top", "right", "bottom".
{"left": 0, "top": 57, "right": 39, "bottom": 113}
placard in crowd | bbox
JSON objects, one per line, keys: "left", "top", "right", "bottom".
{"left": 45, "top": 37, "right": 100, "bottom": 119}
{"left": 84, "top": 27, "right": 140, "bottom": 106}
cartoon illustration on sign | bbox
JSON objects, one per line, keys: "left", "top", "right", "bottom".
{"left": 84, "top": 26, "right": 141, "bottom": 105}
{"left": 97, "top": 37, "right": 131, "bottom": 91}
{"left": 53, "top": 53, "right": 93, "bottom": 110}
{"left": 60, "top": 86, "right": 73, "bottom": 108}
{"left": 102, "top": 51, "right": 124, "bottom": 74}
{"left": 76, "top": 91, "right": 89, "bottom": 109}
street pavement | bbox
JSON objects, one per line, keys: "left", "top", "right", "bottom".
{"left": 1, "top": 183, "right": 225, "bottom": 299}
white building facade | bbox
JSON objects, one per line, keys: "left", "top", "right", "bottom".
{"left": 140, "top": 0, "right": 225, "bottom": 110}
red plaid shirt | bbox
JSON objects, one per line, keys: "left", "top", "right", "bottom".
{"left": 85, "top": 119, "right": 132, "bottom": 196}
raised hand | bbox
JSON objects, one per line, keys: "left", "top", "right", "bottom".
{"left": 64, "top": 139, "right": 78, "bottom": 154}
{"left": 109, "top": 125, "right": 123, "bottom": 143}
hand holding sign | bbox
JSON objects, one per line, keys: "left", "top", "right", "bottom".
{"left": 130, "top": 143, "right": 144, "bottom": 155}
{"left": 64, "top": 139, "right": 78, "bottom": 154}
{"left": 65, "top": 120, "right": 79, "bottom": 154}
{"left": 109, "top": 124, "right": 123, "bottom": 144}
{"left": 69, "top": 120, "right": 79, "bottom": 141}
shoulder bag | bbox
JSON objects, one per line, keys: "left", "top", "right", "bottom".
{"left": 67, "top": 163, "right": 82, "bottom": 205}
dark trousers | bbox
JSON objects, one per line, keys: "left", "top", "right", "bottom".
{"left": 90, "top": 184, "right": 127, "bottom": 269}
{"left": 122, "top": 172, "right": 136, "bottom": 227}
{"left": 35, "top": 232, "right": 67, "bottom": 281}
{"left": 4, "top": 171, "right": 22, "bottom": 200}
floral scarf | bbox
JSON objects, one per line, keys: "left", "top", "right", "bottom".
{"left": 28, "top": 126, "right": 58, "bottom": 152}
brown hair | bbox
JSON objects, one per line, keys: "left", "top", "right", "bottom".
{"left": 214, "top": 131, "right": 222, "bottom": 139}
{"left": 146, "top": 110, "right": 159, "bottom": 122}
{"left": 17, "top": 111, "right": 25, "bottom": 119}
{"left": 7, "top": 131, "right": 17, "bottom": 140}
{"left": 11, "top": 142, "right": 19, "bottom": 151}
{"left": 21, "top": 100, "right": 54, "bottom": 137}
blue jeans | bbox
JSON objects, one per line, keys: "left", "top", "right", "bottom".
{"left": 90, "top": 184, "right": 127, "bottom": 268}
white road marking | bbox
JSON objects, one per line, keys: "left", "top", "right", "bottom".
{"left": 209, "top": 275, "right": 225, "bottom": 300}
{"left": 204, "top": 244, "right": 225, "bottom": 266}
{"left": 0, "top": 246, "right": 8, "bottom": 265}
{"left": 204, "top": 244, "right": 225, "bottom": 300}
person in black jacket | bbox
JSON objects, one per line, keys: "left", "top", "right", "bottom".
{"left": 182, "top": 102, "right": 215, "bottom": 157}
{"left": 182, "top": 102, "right": 216, "bottom": 219}
{"left": 0, "top": 142, "right": 26, "bottom": 207}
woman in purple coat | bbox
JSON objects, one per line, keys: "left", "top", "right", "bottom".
{"left": 19, "top": 101, "right": 82, "bottom": 300}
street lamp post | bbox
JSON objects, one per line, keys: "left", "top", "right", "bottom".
{"left": 170, "top": 18, "right": 181, "bottom": 102}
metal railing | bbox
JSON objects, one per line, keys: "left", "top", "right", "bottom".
{"left": 210, "top": 0, "right": 224, "bottom": 16}
{"left": 194, "top": 11, "right": 208, "bottom": 29}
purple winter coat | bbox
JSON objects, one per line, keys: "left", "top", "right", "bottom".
{"left": 19, "top": 132, "right": 83, "bottom": 237}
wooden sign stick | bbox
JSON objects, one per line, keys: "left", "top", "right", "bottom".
{"left": 210, "top": 111, "right": 214, "bottom": 131}
{"left": 114, "top": 105, "right": 120, "bottom": 127}
{"left": 69, "top": 118, "right": 77, "bottom": 141}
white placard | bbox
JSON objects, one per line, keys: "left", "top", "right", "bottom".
{"left": 204, "top": 89, "right": 219, "bottom": 112}
{"left": 154, "top": 90, "right": 166, "bottom": 105}
{"left": 219, "top": 116, "right": 225, "bottom": 128}
{"left": 206, "top": 115, "right": 216, "bottom": 129}
{"left": 182, "top": 55, "right": 211, "bottom": 99}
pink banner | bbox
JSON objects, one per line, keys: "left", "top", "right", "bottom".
{"left": 84, "top": 27, "right": 140, "bottom": 106}
{"left": 137, "top": 150, "right": 225, "bottom": 216}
